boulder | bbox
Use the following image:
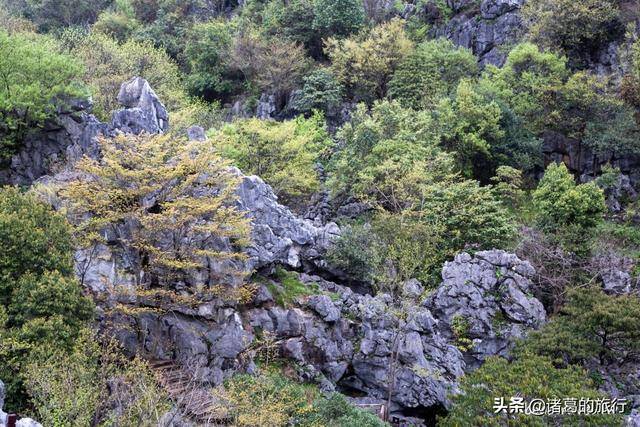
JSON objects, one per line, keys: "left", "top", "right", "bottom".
{"left": 112, "top": 77, "right": 169, "bottom": 134}
{"left": 427, "top": 250, "right": 546, "bottom": 369}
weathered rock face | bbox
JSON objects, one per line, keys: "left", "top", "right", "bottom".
{"left": 543, "top": 131, "right": 640, "bottom": 190}
{"left": 0, "top": 77, "right": 169, "bottom": 186}
{"left": 428, "top": 250, "right": 546, "bottom": 369}
{"left": 436, "top": 0, "right": 525, "bottom": 66}
{"left": 112, "top": 77, "right": 169, "bottom": 134}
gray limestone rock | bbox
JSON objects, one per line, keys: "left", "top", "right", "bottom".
{"left": 427, "top": 250, "right": 546, "bottom": 369}
{"left": 112, "top": 77, "right": 169, "bottom": 134}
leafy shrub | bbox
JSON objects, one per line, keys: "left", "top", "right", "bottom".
{"left": 328, "top": 100, "right": 452, "bottom": 211}
{"left": 326, "top": 19, "right": 413, "bottom": 102}
{"left": 26, "top": 329, "right": 170, "bottom": 426}
{"left": 211, "top": 114, "right": 331, "bottom": 204}
{"left": 0, "top": 30, "right": 86, "bottom": 161}
{"left": 93, "top": 10, "right": 141, "bottom": 42}
{"left": 0, "top": 187, "right": 74, "bottom": 304}
{"left": 434, "top": 79, "right": 504, "bottom": 179}
{"left": 441, "top": 354, "right": 623, "bottom": 426}
{"left": 312, "top": 0, "right": 365, "bottom": 38}
{"left": 521, "top": 287, "right": 640, "bottom": 370}
{"left": 302, "top": 393, "right": 387, "bottom": 427}
{"left": 0, "top": 187, "right": 94, "bottom": 412}
{"left": 222, "top": 370, "right": 317, "bottom": 426}
{"left": 522, "top": 0, "right": 622, "bottom": 67}
{"left": 389, "top": 38, "right": 478, "bottom": 110}
{"left": 293, "top": 68, "right": 344, "bottom": 116}
{"left": 533, "top": 163, "right": 606, "bottom": 235}
{"left": 185, "top": 20, "right": 238, "bottom": 102}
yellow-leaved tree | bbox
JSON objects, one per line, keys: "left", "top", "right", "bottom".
{"left": 60, "top": 133, "right": 252, "bottom": 304}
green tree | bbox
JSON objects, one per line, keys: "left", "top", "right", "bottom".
{"left": 0, "top": 187, "right": 74, "bottom": 305}
{"left": 262, "top": 0, "right": 322, "bottom": 57}
{"left": 312, "top": 0, "right": 365, "bottom": 38}
{"left": 389, "top": 38, "right": 478, "bottom": 110}
{"left": 0, "top": 30, "right": 86, "bottom": 162}
{"left": 0, "top": 187, "right": 94, "bottom": 412}
{"left": 522, "top": 287, "right": 640, "bottom": 370}
{"left": 326, "top": 19, "right": 414, "bottom": 102}
{"left": 60, "top": 133, "right": 251, "bottom": 292}
{"left": 211, "top": 114, "right": 331, "bottom": 204}
{"left": 522, "top": 0, "right": 622, "bottom": 68}
{"left": 533, "top": 163, "right": 606, "bottom": 233}
{"left": 328, "top": 100, "right": 450, "bottom": 211}
{"left": 293, "top": 68, "right": 344, "bottom": 116}
{"left": 93, "top": 10, "right": 141, "bottom": 42}
{"left": 434, "top": 79, "right": 504, "bottom": 179}
{"left": 441, "top": 354, "right": 623, "bottom": 426}
{"left": 185, "top": 20, "right": 238, "bottom": 102}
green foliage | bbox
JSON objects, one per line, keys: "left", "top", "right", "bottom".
{"left": 9, "top": 271, "right": 93, "bottom": 334}
{"left": 479, "top": 43, "right": 569, "bottom": 135}
{"left": 222, "top": 369, "right": 317, "bottom": 426}
{"left": 328, "top": 100, "right": 451, "bottom": 211}
{"left": 0, "top": 187, "right": 94, "bottom": 412}
{"left": 93, "top": 10, "right": 141, "bottom": 42}
{"left": 0, "top": 187, "right": 74, "bottom": 305}
{"left": 522, "top": 0, "right": 622, "bottom": 67}
{"left": 185, "top": 20, "right": 238, "bottom": 101}
{"left": 491, "top": 166, "right": 525, "bottom": 211}
{"left": 434, "top": 79, "right": 504, "bottom": 179}
{"left": 312, "top": 0, "right": 365, "bottom": 38}
{"left": 26, "top": 329, "right": 170, "bottom": 426}
{"left": 7, "top": 0, "right": 110, "bottom": 32}
{"left": 451, "top": 314, "right": 472, "bottom": 352}
{"left": 266, "top": 267, "right": 318, "bottom": 307}
{"left": 66, "top": 31, "right": 186, "bottom": 119}
{"left": 533, "top": 163, "right": 606, "bottom": 234}
{"left": 222, "top": 368, "right": 384, "bottom": 427}
{"left": 326, "top": 19, "right": 414, "bottom": 102}
{"left": 293, "top": 68, "right": 344, "bottom": 116}
{"left": 262, "top": 0, "right": 321, "bottom": 56}
{"left": 301, "top": 393, "right": 387, "bottom": 427}
{"left": 522, "top": 287, "right": 640, "bottom": 369}
{"left": 441, "top": 354, "right": 623, "bottom": 426}
{"left": 327, "top": 223, "right": 382, "bottom": 285}
{"left": 0, "top": 30, "right": 86, "bottom": 161}
{"left": 211, "top": 114, "right": 331, "bottom": 204}
{"left": 389, "top": 38, "right": 478, "bottom": 110}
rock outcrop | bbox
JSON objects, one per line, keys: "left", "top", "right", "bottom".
{"left": 436, "top": 0, "right": 525, "bottom": 66}
{"left": 428, "top": 251, "right": 546, "bottom": 369}
{"left": 7, "top": 79, "right": 552, "bottom": 421}
{"left": 0, "top": 76, "right": 169, "bottom": 187}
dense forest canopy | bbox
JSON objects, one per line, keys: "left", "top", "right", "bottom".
{"left": 1, "top": 0, "right": 640, "bottom": 426}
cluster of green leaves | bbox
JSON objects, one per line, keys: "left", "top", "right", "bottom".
{"left": 222, "top": 368, "right": 385, "bottom": 427}
{"left": 0, "top": 30, "right": 86, "bottom": 162}
{"left": 25, "top": 329, "right": 170, "bottom": 426}
{"left": 521, "top": 287, "right": 640, "bottom": 370}
{"left": 210, "top": 114, "right": 331, "bottom": 204}
{"left": 327, "top": 101, "right": 515, "bottom": 292}
{"left": 441, "top": 353, "right": 623, "bottom": 426}
{"left": 532, "top": 163, "right": 606, "bottom": 254}
{"left": 0, "top": 187, "right": 94, "bottom": 412}
{"left": 522, "top": 0, "right": 623, "bottom": 68}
